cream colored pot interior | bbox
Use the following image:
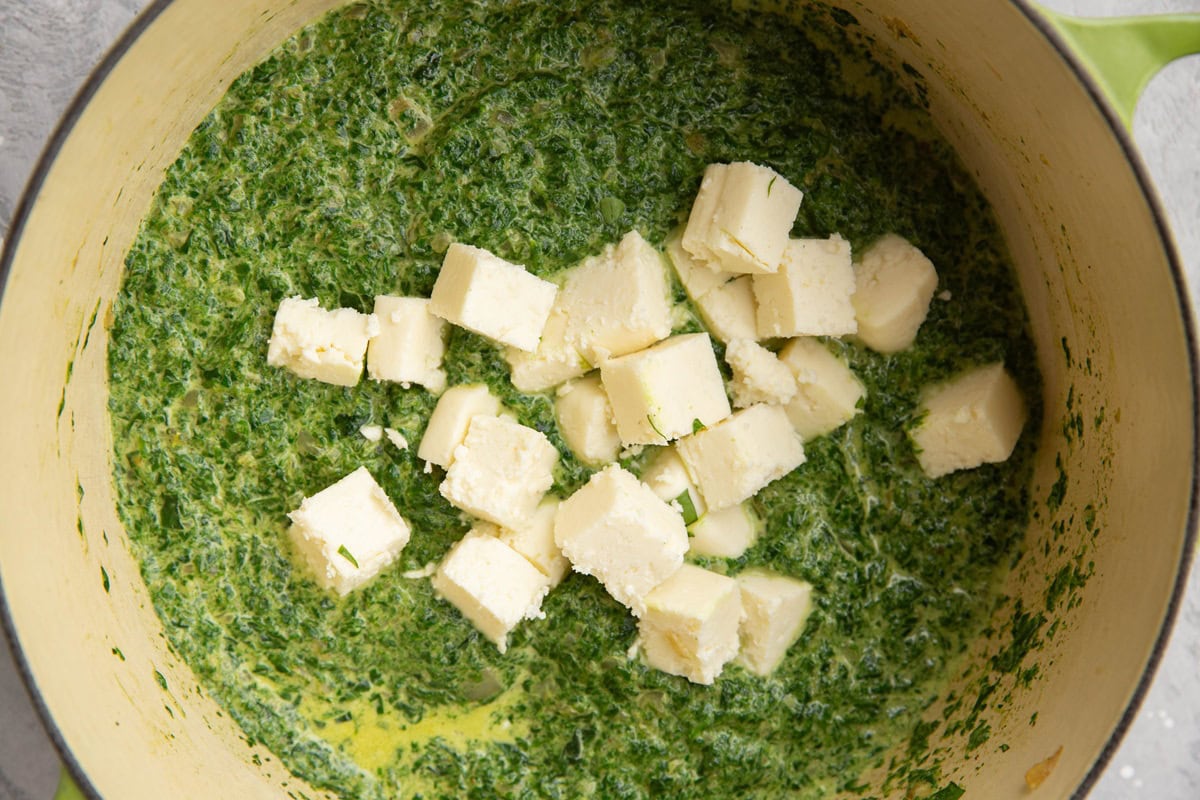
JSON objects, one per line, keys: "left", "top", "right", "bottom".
{"left": 0, "top": 1, "right": 1192, "bottom": 798}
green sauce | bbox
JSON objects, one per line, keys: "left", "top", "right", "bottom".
{"left": 108, "top": 1, "right": 1041, "bottom": 797}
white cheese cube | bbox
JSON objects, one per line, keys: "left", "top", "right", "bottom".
{"left": 640, "top": 446, "right": 706, "bottom": 522}
{"left": 694, "top": 275, "right": 759, "bottom": 344}
{"left": 555, "top": 374, "right": 621, "bottom": 465}
{"left": 681, "top": 162, "right": 803, "bottom": 275}
{"left": 778, "top": 338, "right": 866, "bottom": 440}
{"left": 600, "top": 333, "right": 731, "bottom": 446}
{"left": 680, "top": 163, "right": 728, "bottom": 269}
{"left": 753, "top": 235, "right": 857, "bottom": 338}
{"left": 440, "top": 415, "right": 558, "bottom": 529}
{"left": 429, "top": 243, "right": 558, "bottom": 352}
{"left": 494, "top": 497, "right": 570, "bottom": 587}
{"left": 665, "top": 228, "right": 734, "bottom": 299}
{"left": 287, "top": 467, "right": 411, "bottom": 596}
{"left": 504, "top": 305, "right": 588, "bottom": 392}
{"left": 688, "top": 502, "right": 760, "bottom": 559}
{"left": 554, "top": 464, "right": 688, "bottom": 616}
{"left": 736, "top": 569, "right": 813, "bottom": 676}
{"left": 677, "top": 404, "right": 805, "bottom": 511}
{"left": 852, "top": 234, "right": 938, "bottom": 353}
{"left": 267, "top": 297, "right": 379, "bottom": 387}
{"left": 366, "top": 296, "right": 447, "bottom": 392}
{"left": 417, "top": 384, "right": 502, "bottom": 468}
{"left": 558, "top": 230, "right": 673, "bottom": 365}
{"left": 431, "top": 529, "right": 551, "bottom": 653}
{"left": 639, "top": 564, "right": 743, "bottom": 685}
{"left": 910, "top": 362, "right": 1027, "bottom": 478}
{"left": 725, "top": 339, "right": 797, "bottom": 409}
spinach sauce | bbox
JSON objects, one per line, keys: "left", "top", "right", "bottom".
{"left": 108, "top": 1, "right": 1041, "bottom": 797}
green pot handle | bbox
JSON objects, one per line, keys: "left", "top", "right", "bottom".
{"left": 1038, "top": 7, "right": 1200, "bottom": 130}
{"left": 53, "top": 769, "right": 85, "bottom": 800}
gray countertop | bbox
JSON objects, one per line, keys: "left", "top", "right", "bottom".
{"left": 1, "top": 1, "right": 1198, "bottom": 798}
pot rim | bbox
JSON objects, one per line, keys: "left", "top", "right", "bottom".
{"left": 0, "top": 2, "right": 1196, "bottom": 798}
{"left": 0, "top": 6, "right": 180, "bottom": 796}
{"left": 1008, "top": 2, "right": 1200, "bottom": 796}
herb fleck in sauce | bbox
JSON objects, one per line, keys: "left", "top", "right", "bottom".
{"left": 108, "top": 1, "right": 1041, "bottom": 797}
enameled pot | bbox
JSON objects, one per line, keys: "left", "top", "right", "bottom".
{"left": 1, "top": 2, "right": 1198, "bottom": 797}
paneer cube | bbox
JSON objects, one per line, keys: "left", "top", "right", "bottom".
{"left": 681, "top": 162, "right": 804, "bottom": 275}
{"left": 429, "top": 243, "right": 557, "bottom": 352}
{"left": 287, "top": 467, "right": 411, "bottom": 595}
{"left": 778, "top": 338, "right": 865, "bottom": 440}
{"left": 554, "top": 464, "right": 688, "bottom": 616}
{"left": 267, "top": 296, "right": 379, "bottom": 387}
{"left": 417, "top": 384, "right": 502, "bottom": 468}
{"left": 910, "top": 362, "right": 1027, "bottom": 478}
{"left": 431, "top": 529, "right": 551, "bottom": 653}
{"left": 555, "top": 374, "right": 621, "bottom": 465}
{"left": 439, "top": 415, "right": 558, "bottom": 529}
{"left": 366, "top": 295, "right": 447, "bottom": 392}
{"left": 694, "top": 275, "right": 759, "bottom": 344}
{"left": 725, "top": 339, "right": 797, "bottom": 408}
{"left": 600, "top": 333, "right": 731, "bottom": 446}
{"left": 736, "top": 569, "right": 814, "bottom": 676}
{"left": 558, "top": 230, "right": 673, "bottom": 365}
{"left": 680, "top": 163, "right": 729, "bottom": 266}
{"left": 666, "top": 228, "right": 734, "bottom": 300}
{"left": 677, "top": 404, "right": 805, "bottom": 511}
{"left": 753, "top": 235, "right": 857, "bottom": 338}
{"left": 688, "top": 502, "right": 760, "bottom": 559}
{"left": 504, "top": 305, "right": 588, "bottom": 393}
{"left": 640, "top": 446, "right": 706, "bottom": 523}
{"left": 667, "top": 222, "right": 759, "bottom": 346}
{"left": 494, "top": 497, "right": 571, "bottom": 587}
{"left": 639, "top": 564, "right": 743, "bottom": 685}
{"left": 852, "top": 234, "right": 938, "bottom": 353}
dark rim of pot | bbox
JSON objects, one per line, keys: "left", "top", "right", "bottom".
{"left": 0, "top": 2, "right": 1197, "bottom": 799}
{"left": 1008, "top": 2, "right": 1200, "bottom": 797}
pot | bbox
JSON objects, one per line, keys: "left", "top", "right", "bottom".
{"left": 1, "top": 2, "right": 1197, "bottom": 798}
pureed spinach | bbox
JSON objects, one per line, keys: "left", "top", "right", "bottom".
{"left": 108, "top": 1, "right": 1041, "bottom": 797}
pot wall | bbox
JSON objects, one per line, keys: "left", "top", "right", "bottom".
{"left": 0, "top": 2, "right": 343, "bottom": 798}
{"left": 0, "top": 1, "right": 1192, "bottom": 798}
{"left": 839, "top": 2, "right": 1194, "bottom": 794}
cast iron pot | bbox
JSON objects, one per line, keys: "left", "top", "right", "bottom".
{"left": 1, "top": 2, "right": 1198, "bottom": 797}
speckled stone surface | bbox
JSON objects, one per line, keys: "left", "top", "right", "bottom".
{"left": 1, "top": 1, "right": 1197, "bottom": 798}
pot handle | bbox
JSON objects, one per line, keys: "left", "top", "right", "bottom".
{"left": 1038, "top": 8, "right": 1200, "bottom": 130}
{"left": 53, "top": 769, "right": 84, "bottom": 800}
